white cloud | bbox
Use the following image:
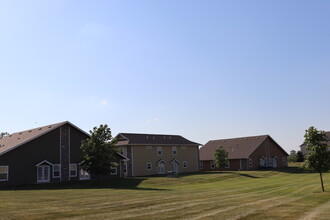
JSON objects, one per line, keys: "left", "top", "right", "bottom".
{"left": 100, "top": 100, "right": 108, "bottom": 105}
{"left": 146, "top": 118, "right": 160, "bottom": 123}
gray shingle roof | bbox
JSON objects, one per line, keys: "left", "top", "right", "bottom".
{"left": 115, "top": 133, "right": 200, "bottom": 146}
{"left": 0, "top": 121, "right": 88, "bottom": 156}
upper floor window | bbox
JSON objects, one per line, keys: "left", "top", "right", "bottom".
{"left": 172, "top": 146, "right": 177, "bottom": 155}
{"left": 157, "top": 146, "right": 162, "bottom": 156}
{"left": 53, "top": 164, "right": 61, "bottom": 178}
{"left": 70, "top": 164, "right": 77, "bottom": 177}
{"left": 146, "top": 162, "right": 152, "bottom": 170}
{"left": 0, "top": 166, "right": 8, "bottom": 181}
{"left": 119, "top": 147, "right": 125, "bottom": 155}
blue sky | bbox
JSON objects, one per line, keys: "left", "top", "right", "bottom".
{"left": 1, "top": 0, "right": 330, "bottom": 152}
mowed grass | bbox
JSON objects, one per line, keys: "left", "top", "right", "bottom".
{"left": 0, "top": 165, "right": 329, "bottom": 220}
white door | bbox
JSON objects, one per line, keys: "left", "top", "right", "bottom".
{"left": 273, "top": 157, "right": 277, "bottom": 168}
{"left": 159, "top": 162, "right": 165, "bottom": 174}
{"left": 172, "top": 162, "right": 179, "bottom": 174}
{"left": 37, "top": 165, "right": 50, "bottom": 183}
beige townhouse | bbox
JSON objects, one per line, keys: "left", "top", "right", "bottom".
{"left": 114, "top": 133, "right": 201, "bottom": 176}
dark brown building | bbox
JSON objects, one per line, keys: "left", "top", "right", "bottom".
{"left": 199, "top": 135, "right": 288, "bottom": 171}
{"left": 0, "top": 121, "right": 127, "bottom": 187}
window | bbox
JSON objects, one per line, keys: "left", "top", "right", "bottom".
{"left": 199, "top": 162, "right": 203, "bottom": 169}
{"left": 157, "top": 146, "right": 162, "bottom": 156}
{"left": 119, "top": 147, "right": 125, "bottom": 155}
{"left": 70, "top": 164, "right": 77, "bottom": 177}
{"left": 269, "top": 158, "right": 273, "bottom": 167}
{"left": 110, "top": 163, "right": 117, "bottom": 175}
{"left": 210, "top": 161, "right": 215, "bottom": 169}
{"left": 79, "top": 169, "right": 90, "bottom": 180}
{"left": 146, "top": 162, "right": 152, "bottom": 170}
{"left": 0, "top": 166, "right": 8, "bottom": 181}
{"left": 37, "top": 165, "right": 50, "bottom": 183}
{"left": 183, "top": 161, "right": 187, "bottom": 168}
{"left": 249, "top": 159, "right": 253, "bottom": 168}
{"left": 53, "top": 164, "right": 60, "bottom": 178}
{"left": 225, "top": 160, "right": 230, "bottom": 168}
{"left": 124, "top": 162, "right": 128, "bottom": 174}
{"left": 172, "top": 146, "right": 177, "bottom": 155}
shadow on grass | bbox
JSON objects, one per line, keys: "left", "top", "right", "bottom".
{"left": 0, "top": 177, "right": 170, "bottom": 191}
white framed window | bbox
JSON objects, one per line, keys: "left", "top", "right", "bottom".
{"left": 269, "top": 158, "right": 273, "bottom": 167}
{"left": 172, "top": 146, "right": 177, "bottom": 155}
{"left": 146, "top": 162, "right": 152, "bottom": 170}
{"left": 199, "top": 162, "right": 203, "bottom": 169}
{"left": 37, "top": 165, "right": 50, "bottom": 183}
{"left": 225, "top": 160, "right": 230, "bottom": 168}
{"left": 210, "top": 161, "right": 215, "bottom": 169}
{"left": 0, "top": 166, "right": 9, "bottom": 181}
{"left": 119, "top": 147, "right": 125, "bottom": 155}
{"left": 249, "top": 159, "right": 253, "bottom": 168}
{"left": 70, "top": 164, "right": 77, "bottom": 177}
{"left": 110, "top": 163, "right": 117, "bottom": 175}
{"left": 53, "top": 164, "right": 61, "bottom": 178}
{"left": 79, "top": 169, "right": 90, "bottom": 180}
{"left": 183, "top": 161, "right": 187, "bottom": 168}
{"left": 157, "top": 146, "right": 162, "bottom": 156}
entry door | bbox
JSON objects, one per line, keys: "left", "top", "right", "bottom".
{"left": 37, "top": 165, "right": 50, "bottom": 183}
{"left": 172, "top": 162, "right": 179, "bottom": 173}
{"left": 273, "top": 158, "right": 277, "bottom": 168}
{"left": 159, "top": 162, "right": 166, "bottom": 174}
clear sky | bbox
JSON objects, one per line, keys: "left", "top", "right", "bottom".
{"left": 1, "top": 0, "right": 329, "bottom": 152}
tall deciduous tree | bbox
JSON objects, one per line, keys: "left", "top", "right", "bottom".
{"left": 214, "top": 147, "right": 228, "bottom": 173}
{"left": 304, "top": 126, "right": 330, "bottom": 192}
{"left": 80, "top": 124, "right": 117, "bottom": 181}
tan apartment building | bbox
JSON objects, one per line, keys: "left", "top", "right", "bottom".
{"left": 114, "top": 133, "right": 200, "bottom": 176}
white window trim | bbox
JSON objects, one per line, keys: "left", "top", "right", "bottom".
{"left": 183, "top": 161, "right": 188, "bottom": 168}
{"left": 70, "top": 164, "right": 78, "bottom": 177}
{"left": 37, "top": 165, "right": 50, "bottom": 183}
{"left": 0, "top": 166, "right": 9, "bottom": 182}
{"left": 249, "top": 159, "right": 253, "bottom": 168}
{"left": 210, "top": 161, "right": 215, "bottom": 169}
{"left": 124, "top": 162, "right": 128, "bottom": 174}
{"left": 79, "top": 169, "right": 90, "bottom": 180}
{"left": 52, "top": 164, "right": 61, "bottom": 178}
{"left": 157, "top": 146, "right": 162, "bottom": 156}
{"left": 146, "top": 162, "right": 152, "bottom": 170}
{"left": 110, "top": 162, "right": 118, "bottom": 175}
{"left": 172, "top": 146, "right": 177, "bottom": 155}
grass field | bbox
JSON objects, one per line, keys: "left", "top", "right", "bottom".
{"left": 0, "top": 165, "right": 329, "bottom": 220}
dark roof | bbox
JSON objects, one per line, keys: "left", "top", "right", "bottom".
{"left": 115, "top": 133, "right": 200, "bottom": 146}
{"left": 0, "top": 121, "right": 89, "bottom": 156}
{"left": 200, "top": 135, "right": 287, "bottom": 160}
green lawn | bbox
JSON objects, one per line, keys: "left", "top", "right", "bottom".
{"left": 0, "top": 166, "right": 329, "bottom": 219}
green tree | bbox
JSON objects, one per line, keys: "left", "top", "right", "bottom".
{"left": 296, "top": 150, "right": 304, "bottom": 162}
{"left": 214, "top": 147, "right": 228, "bottom": 173}
{"left": 303, "top": 126, "right": 330, "bottom": 192}
{"left": 80, "top": 124, "right": 117, "bottom": 182}
{"left": 288, "top": 150, "right": 298, "bottom": 162}
{"left": 0, "top": 132, "right": 9, "bottom": 139}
